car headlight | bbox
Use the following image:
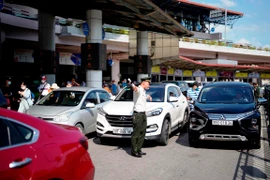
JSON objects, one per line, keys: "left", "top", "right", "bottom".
{"left": 146, "top": 108, "right": 163, "bottom": 117}
{"left": 98, "top": 108, "right": 107, "bottom": 116}
{"left": 54, "top": 112, "right": 73, "bottom": 122}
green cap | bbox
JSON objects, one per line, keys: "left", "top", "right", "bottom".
{"left": 141, "top": 77, "right": 151, "bottom": 83}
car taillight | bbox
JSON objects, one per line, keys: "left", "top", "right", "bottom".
{"left": 79, "top": 136, "right": 88, "bottom": 150}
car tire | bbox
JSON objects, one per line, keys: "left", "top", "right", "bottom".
{"left": 180, "top": 111, "right": 189, "bottom": 133}
{"left": 75, "top": 123, "right": 84, "bottom": 134}
{"left": 159, "top": 119, "right": 170, "bottom": 146}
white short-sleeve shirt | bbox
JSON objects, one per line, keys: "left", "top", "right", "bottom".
{"left": 133, "top": 85, "right": 147, "bottom": 112}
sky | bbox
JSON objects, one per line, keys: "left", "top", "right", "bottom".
{"left": 191, "top": 0, "right": 270, "bottom": 48}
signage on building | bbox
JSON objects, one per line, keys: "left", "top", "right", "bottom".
{"left": 82, "top": 22, "right": 89, "bottom": 36}
{"left": 59, "top": 52, "right": 81, "bottom": 66}
{"left": 206, "top": 70, "right": 217, "bottom": 77}
{"left": 248, "top": 72, "right": 260, "bottom": 78}
{"left": 160, "top": 67, "right": 167, "bottom": 75}
{"left": 183, "top": 70, "right": 192, "bottom": 77}
{"left": 175, "top": 69, "right": 182, "bottom": 76}
{"left": 151, "top": 66, "right": 160, "bottom": 74}
{"left": 235, "top": 72, "right": 248, "bottom": 78}
{"left": 14, "top": 49, "right": 34, "bottom": 63}
{"left": 193, "top": 70, "right": 205, "bottom": 77}
{"left": 167, "top": 68, "right": 174, "bottom": 75}
{"left": 219, "top": 71, "right": 234, "bottom": 77}
{"left": 0, "top": 0, "right": 4, "bottom": 11}
{"left": 260, "top": 73, "right": 270, "bottom": 79}
{"left": 209, "top": 9, "right": 223, "bottom": 20}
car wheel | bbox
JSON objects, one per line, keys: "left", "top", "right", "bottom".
{"left": 180, "top": 111, "right": 189, "bottom": 132}
{"left": 75, "top": 123, "right": 84, "bottom": 134}
{"left": 159, "top": 119, "right": 170, "bottom": 146}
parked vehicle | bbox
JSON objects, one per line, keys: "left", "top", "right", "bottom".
{"left": 96, "top": 83, "right": 190, "bottom": 145}
{"left": 0, "top": 88, "right": 7, "bottom": 108}
{"left": 27, "top": 87, "right": 111, "bottom": 135}
{"left": 161, "top": 80, "right": 189, "bottom": 97}
{"left": 188, "top": 82, "right": 265, "bottom": 149}
{"left": 0, "top": 108, "right": 95, "bottom": 180}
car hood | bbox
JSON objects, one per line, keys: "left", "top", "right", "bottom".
{"left": 27, "top": 105, "right": 75, "bottom": 116}
{"left": 103, "top": 101, "right": 165, "bottom": 115}
{"left": 194, "top": 102, "right": 256, "bottom": 114}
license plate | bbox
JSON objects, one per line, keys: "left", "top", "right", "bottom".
{"left": 212, "top": 120, "right": 233, "bottom": 126}
{"left": 113, "top": 128, "right": 133, "bottom": 134}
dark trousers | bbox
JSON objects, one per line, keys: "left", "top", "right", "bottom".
{"left": 131, "top": 113, "right": 147, "bottom": 154}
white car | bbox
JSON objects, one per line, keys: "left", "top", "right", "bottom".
{"left": 27, "top": 87, "right": 112, "bottom": 135}
{"left": 96, "top": 83, "right": 190, "bottom": 145}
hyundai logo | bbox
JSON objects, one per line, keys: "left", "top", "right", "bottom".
{"left": 219, "top": 114, "right": 226, "bottom": 120}
{"left": 119, "top": 116, "right": 126, "bottom": 121}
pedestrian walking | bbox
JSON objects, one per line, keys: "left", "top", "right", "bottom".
{"left": 253, "top": 82, "right": 261, "bottom": 102}
{"left": 130, "top": 77, "right": 152, "bottom": 158}
{"left": 18, "top": 82, "right": 33, "bottom": 113}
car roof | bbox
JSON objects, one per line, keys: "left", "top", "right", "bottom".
{"left": 150, "top": 83, "right": 178, "bottom": 88}
{"left": 54, "top": 87, "right": 105, "bottom": 92}
{"left": 203, "top": 82, "right": 252, "bottom": 87}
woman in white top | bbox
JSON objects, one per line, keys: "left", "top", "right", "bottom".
{"left": 18, "top": 82, "right": 33, "bottom": 113}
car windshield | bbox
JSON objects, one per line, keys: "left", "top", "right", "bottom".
{"left": 198, "top": 86, "right": 254, "bottom": 104}
{"left": 115, "top": 86, "right": 165, "bottom": 102}
{"left": 37, "top": 91, "right": 85, "bottom": 106}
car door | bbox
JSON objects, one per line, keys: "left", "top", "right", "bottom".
{"left": 167, "top": 86, "right": 181, "bottom": 128}
{"left": 0, "top": 117, "right": 37, "bottom": 180}
{"left": 79, "top": 90, "right": 99, "bottom": 134}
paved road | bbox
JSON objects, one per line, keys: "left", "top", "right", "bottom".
{"left": 87, "top": 108, "right": 270, "bottom": 180}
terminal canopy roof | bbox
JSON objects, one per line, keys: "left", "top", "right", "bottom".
{"left": 6, "top": 0, "right": 193, "bottom": 37}
{"left": 152, "top": 0, "right": 243, "bottom": 26}
{"left": 152, "top": 56, "right": 270, "bottom": 73}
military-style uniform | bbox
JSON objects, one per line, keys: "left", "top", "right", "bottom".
{"left": 131, "top": 77, "right": 151, "bottom": 157}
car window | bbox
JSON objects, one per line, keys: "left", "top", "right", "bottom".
{"left": 37, "top": 91, "right": 85, "bottom": 106}
{"left": 146, "top": 87, "right": 165, "bottom": 102}
{"left": 0, "top": 118, "right": 33, "bottom": 148}
{"left": 85, "top": 91, "right": 98, "bottom": 104}
{"left": 97, "top": 90, "right": 110, "bottom": 103}
{"left": 168, "top": 86, "right": 180, "bottom": 98}
{"left": 199, "top": 86, "right": 253, "bottom": 103}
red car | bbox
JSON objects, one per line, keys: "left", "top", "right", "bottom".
{"left": 0, "top": 108, "right": 95, "bottom": 180}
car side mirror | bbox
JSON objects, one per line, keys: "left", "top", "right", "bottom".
{"left": 110, "top": 96, "right": 116, "bottom": 100}
{"left": 169, "top": 96, "right": 178, "bottom": 102}
{"left": 85, "top": 102, "right": 95, "bottom": 108}
{"left": 257, "top": 98, "right": 267, "bottom": 107}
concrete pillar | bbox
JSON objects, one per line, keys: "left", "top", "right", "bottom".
{"left": 136, "top": 31, "right": 149, "bottom": 82}
{"left": 111, "top": 59, "right": 120, "bottom": 83}
{"left": 38, "top": 11, "right": 55, "bottom": 51}
{"left": 85, "top": 9, "right": 103, "bottom": 88}
{"left": 38, "top": 11, "right": 56, "bottom": 84}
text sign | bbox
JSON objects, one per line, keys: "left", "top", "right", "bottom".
{"left": 210, "top": 10, "right": 223, "bottom": 19}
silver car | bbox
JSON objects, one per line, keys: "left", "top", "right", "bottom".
{"left": 27, "top": 87, "right": 111, "bottom": 135}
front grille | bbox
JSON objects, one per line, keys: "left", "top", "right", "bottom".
{"left": 208, "top": 113, "right": 240, "bottom": 120}
{"left": 106, "top": 115, "right": 133, "bottom": 127}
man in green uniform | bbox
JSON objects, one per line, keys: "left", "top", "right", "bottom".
{"left": 253, "top": 82, "right": 260, "bottom": 102}
{"left": 130, "top": 77, "right": 152, "bottom": 158}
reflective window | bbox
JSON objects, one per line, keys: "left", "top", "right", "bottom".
{"left": 199, "top": 86, "right": 253, "bottom": 103}
{"left": 97, "top": 90, "right": 110, "bottom": 103}
{"left": 0, "top": 118, "right": 33, "bottom": 148}
{"left": 37, "top": 91, "right": 85, "bottom": 106}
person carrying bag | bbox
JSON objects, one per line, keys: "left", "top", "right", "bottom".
{"left": 18, "top": 82, "right": 33, "bottom": 113}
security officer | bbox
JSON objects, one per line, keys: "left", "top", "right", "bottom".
{"left": 130, "top": 77, "right": 152, "bottom": 158}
